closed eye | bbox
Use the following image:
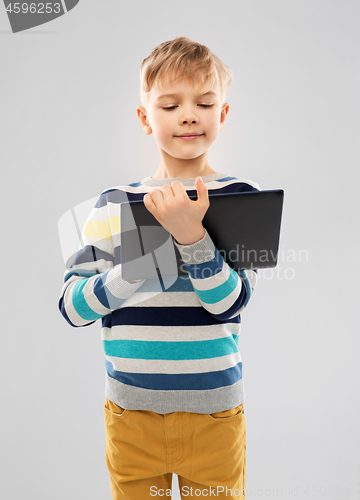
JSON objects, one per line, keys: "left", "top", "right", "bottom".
{"left": 163, "top": 105, "right": 213, "bottom": 111}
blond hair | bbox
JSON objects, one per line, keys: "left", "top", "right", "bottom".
{"left": 139, "top": 36, "right": 233, "bottom": 108}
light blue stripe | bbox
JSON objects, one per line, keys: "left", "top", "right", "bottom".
{"left": 103, "top": 334, "right": 239, "bottom": 360}
{"left": 193, "top": 267, "right": 239, "bottom": 304}
{"left": 72, "top": 279, "right": 104, "bottom": 321}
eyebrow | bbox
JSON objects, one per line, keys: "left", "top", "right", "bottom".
{"left": 156, "top": 91, "right": 217, "bottom": 101}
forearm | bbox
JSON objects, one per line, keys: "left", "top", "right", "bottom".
{"left": 173, "top": 228, "right": 257, "bottom": 319}
{"left": 59, "top": 266, "right": 145, "bottom": 327}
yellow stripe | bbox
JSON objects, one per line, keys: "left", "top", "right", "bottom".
{"left": 83, "top": 219, "right": 112, "bottom": 241}
{"left": 109, "top": 215, "right": 120, "bottom": 235}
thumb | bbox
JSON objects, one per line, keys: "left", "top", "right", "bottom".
{"left": 195, "top": 176, "right": 209, "bottom": 206}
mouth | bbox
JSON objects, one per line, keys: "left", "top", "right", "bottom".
{"left": 175, "top": 133, "right": 204, "bottom": 140}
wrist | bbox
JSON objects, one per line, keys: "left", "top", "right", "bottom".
{"left": 174, "top": 226, "right": 205, "bottom": 246}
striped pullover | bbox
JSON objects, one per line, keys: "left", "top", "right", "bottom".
{"left": 58, "top": 172, "right": 260, "bottom": 414}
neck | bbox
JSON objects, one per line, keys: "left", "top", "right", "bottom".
{"left": 151, "top": 150, "right": 217, "bottom": 179}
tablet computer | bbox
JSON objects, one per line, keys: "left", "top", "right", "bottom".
{"left": 120, "top": 189, "right": 284, "bottom": 281}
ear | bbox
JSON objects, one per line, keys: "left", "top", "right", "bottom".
{"left": 220, "top": 103, "right": 230, "bottom": 130}
{"left": 137, "top": 106, "right": 152, "bottom": 135}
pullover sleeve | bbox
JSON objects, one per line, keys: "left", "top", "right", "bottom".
{"left": 174, "top": 229, "right": 257, "bottom": 321}
{"left": 58, "top": 193, "right": 145, "bottom": 328}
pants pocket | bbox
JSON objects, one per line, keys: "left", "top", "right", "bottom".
{"left": 208, "top": 403, "right": 244, "bottom": 420}
{"left": 104, "top": 397, "right": 128, "bottom": 418}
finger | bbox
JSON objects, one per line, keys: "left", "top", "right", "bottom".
{"left": 171, "top": 180, "right": 187, "bottom": 200}
{"left": 143, "top": 193, "right": 156, "bottom": 213}
{"left": 195, "top": 176, "right": 209, "bottom": 206}
{"left": 161, "top": 183, "right": 175, "bottom": 202}
{"left": 149, "top": 188, "right": 164, "bottom": 204}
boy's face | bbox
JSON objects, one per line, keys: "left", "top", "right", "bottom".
{"left": 137, "top": 73, "right": 229, "bottom": 162}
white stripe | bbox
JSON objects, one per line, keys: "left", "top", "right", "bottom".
{"left": 228, "top": 269, "right": 258, "bottom": 317}
{"left": 101, "top": 323, "right": 241, "bottom": 342}
{"left": 120, "top": 290, "right": 201, "bottom": 307}
{"left": 112, "top": 233, "right": 121, "bottom": 247}
{"left": 107, "top": 202, "right": 121, "bottom": 218}
{"left": 82, "top": 207, "right": 106, "bottom": 223}
{"left": 63, "top": 280, "right": 93, "bottom": 327}
{"left": 245, "top": 269, "right": 258, "bottom": 289}
{"left": 106, "top": 350, "right": 242, "bottom": 374}
{"left": 189, "top": 260, "right": 228, "bottom": 290}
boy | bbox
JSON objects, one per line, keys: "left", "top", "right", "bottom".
{"left": 59, "top": 37, "right": 260, "bottom": 499}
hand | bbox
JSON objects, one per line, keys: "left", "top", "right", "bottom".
{"left": 143, "top": 176, "right": 209, "bottom": 245}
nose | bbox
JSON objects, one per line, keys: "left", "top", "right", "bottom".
{"left": 181, "top": 115, "right": 198, "bottom": 123}
{"left": 180, "top": 108, "right": 199, "bottom": 124}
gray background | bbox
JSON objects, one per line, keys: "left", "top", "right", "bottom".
{"left": 1, "top": 1, "right": 359, "bottom": 499}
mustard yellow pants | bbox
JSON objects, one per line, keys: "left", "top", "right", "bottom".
{"left": 104, "top": 398, "right": 246, "bottom": 499}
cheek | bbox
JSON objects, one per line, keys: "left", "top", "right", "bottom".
{"left": 206, "top": 113, "right": 221, "bottom": 128}
{"left": 157, "top": 116, "right": 172, "bottom": 137}
{"left": 151, "top": 115, "right": 170, "bottom": 141}
{"left": 206, "top": 117, "right": 221, "bottom": 139}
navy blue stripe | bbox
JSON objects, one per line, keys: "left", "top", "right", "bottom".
{"left": 239, "top": 270, "right": 252, "bottom": 308}
{"left": 94, "top": 189, "right": 145, "bottom": 208}
{"left": 93, "top": 272, "right": 129, "bottom": 310}
{"left": 218, "top": 181, "right": 259, "bottom": 193}
{"left": 101, "top": 306, "right": 241, "bottom": 329}
{"left": 105, "top": 359, "right": 242, "bottom": 390}
{"left": 176, "top": 182, "right": 260, "bottom": 199}
{"left": 93, "top": 274, "right": 110, "bottom": 308}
